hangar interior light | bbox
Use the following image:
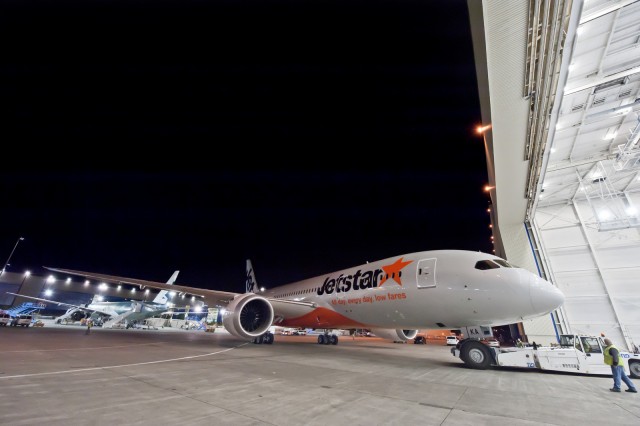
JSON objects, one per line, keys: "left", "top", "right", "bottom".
{"left": 579, "top": 161, "right": 640, "bottom": 231}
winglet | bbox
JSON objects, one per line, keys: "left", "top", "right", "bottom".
{"left": 166, "top": 270, "right": 180, "bottom": 285}
{"left": 246, "top": 259, "right": 258, "bottom": 293}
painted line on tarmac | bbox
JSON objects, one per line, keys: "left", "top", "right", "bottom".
{"left": 0, "top": 344, "right": 249, "bottom": 380}
{"left": 2, "top": 342, "right": 169, "bottom": 353}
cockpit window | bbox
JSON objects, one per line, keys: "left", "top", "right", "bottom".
{"left": 493, "top": 259, "right": 514, "bottom": 268}
{"left": 475, "top": 260, "right": 500, "bottom": 270}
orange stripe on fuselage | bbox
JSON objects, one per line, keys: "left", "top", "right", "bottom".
{"left": 279, "top": 307, "right": 369, "bottom": 328}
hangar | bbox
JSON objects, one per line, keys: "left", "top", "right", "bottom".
{"left": 469, "top": 0, "right": 640, "bottom": 351}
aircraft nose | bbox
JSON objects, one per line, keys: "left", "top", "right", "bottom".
{"left": 529, "top": 274, "right": 565, "bottom": 314}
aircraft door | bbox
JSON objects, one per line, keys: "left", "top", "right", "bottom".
{"left": 416, "top": 258, "right": 436, "bottom": 289}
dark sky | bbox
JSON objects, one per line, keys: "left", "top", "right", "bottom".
{"left": 1, "top": 1, "right": 491, "bottom": 292}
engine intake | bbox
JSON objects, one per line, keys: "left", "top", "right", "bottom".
{"left": 370, "top": 328, "right": 418, "bottom": 341}
{"left": 222, "top": 293, "right": 274, "bottom": 339}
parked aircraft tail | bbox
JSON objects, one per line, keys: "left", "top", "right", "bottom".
{"left": 152, "top": 270, "right": 180, "bottom": 304}
{"left": 246, "top": 259, "right": 258, "bottom": 293}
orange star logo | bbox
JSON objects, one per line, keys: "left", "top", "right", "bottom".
{"left": 379, "top": 257, "right": 413, "bottom": 287}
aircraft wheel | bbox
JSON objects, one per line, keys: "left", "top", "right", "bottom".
{"left": 629, "top": 360, "right": 640, "bottom": 379}
{"left": 330, "top": 335, "right": 338, "bottom": 345}
{"left": 263, "top": 332, "right": 274, "bottom": 344}
{"left": 460, "top": 340, "right": 492, "bottom": 370}
{"left": 318, "top": 335, "right": 326, "bottom": 345}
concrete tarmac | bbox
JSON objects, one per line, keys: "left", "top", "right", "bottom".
{"left": 1, "top": 321, "right": 638, "bottom": 426}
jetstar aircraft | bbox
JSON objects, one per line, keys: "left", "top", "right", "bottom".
{"left": 42, "top": 250, "right": 564, "bottom": 361}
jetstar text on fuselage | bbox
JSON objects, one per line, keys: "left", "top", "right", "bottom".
{"left": 317, "top": 257, "right": 412, "bottom": 296}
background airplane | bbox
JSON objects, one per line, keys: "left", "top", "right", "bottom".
{"left": 7, "top": 270, "right": 181, "bottom": 327}
{"left": 45, "top": 249, "right": 565, "bottom": 363}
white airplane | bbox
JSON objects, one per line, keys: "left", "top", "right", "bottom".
{"left": 42, "top": 250, "right": 565, "bottom": 361}
{"left": 7, "top": 270, "right": 181, "bottom": 326}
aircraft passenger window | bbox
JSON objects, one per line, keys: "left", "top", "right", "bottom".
{"left": 475, "top": 260, "right": 499, "bottom": 270}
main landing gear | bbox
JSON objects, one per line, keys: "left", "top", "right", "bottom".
{"left": 317, "top": 333, "right": 338, "bottom": 345}
{"left": 252, "top": 332, "right": 274, "bottom": 344}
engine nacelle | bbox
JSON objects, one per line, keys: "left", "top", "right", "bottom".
{"left": 222, "top": 293, "right": 274, "bottom": 339}
{"left": 370, "top": 328, "right": 418, "bottom": 342}
{"left": 71, "top": 310, "right": 87, "bottom": 321}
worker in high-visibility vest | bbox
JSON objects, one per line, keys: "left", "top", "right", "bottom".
{"left": 603, "top": 338, "right": 637, "bottom": 393}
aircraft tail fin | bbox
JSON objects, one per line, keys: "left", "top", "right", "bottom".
{"left": 152, "top": 270, "right": 180, "bottom": 304}
{"left": 246, "top": 259, "right": 258, "bottom": 293}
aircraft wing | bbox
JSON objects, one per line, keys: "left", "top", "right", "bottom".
{"left": 45, "top": 266, "right": 239, "bottom": 306}
{"left": 44, "top": 266, "right": 318, "bottom": 318}
{"left": 268, "top": 298, "right": 318, "bottom": 322}
{"left": 5, "top": 292, "right": 107, "bottom": 315}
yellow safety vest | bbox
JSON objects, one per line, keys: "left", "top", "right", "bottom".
{"left": 603, "top": 344, "right": 618, "bottom": 366}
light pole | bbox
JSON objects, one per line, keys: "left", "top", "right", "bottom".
{"left": 2, "top": 237, "right": 25, "bottom": 275}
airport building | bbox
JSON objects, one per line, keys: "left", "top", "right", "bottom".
{"left": 0, "top": 270, "right": 209, "bottom": 322}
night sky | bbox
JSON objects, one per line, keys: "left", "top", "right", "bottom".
{"left": 1, "top": 1, "right": 491, "bottom": 292}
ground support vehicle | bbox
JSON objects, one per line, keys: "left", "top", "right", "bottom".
{"left": 10, "top": 314, "right": 33, "bottom": 327}
{"left": 446, "top": 335, "right": 459, "bottom": 346}
{"left": 452, "top": 334, "right": 640, "bottom": 378}
{"left": 0, "top": 312, "right": 11, "bottom": 326}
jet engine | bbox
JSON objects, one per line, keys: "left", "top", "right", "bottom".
{"left": 70, "top": 310, "right": 87, "bottom": 321}
{"left": 370, "top": 328, "right": 418, "bottom": 342}
{"left": 222, "top": 293, "right": 274, "bottom": 339}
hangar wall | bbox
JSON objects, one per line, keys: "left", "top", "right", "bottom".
{"left": 534, "top": 192, "right": 640, "bottom": 351}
